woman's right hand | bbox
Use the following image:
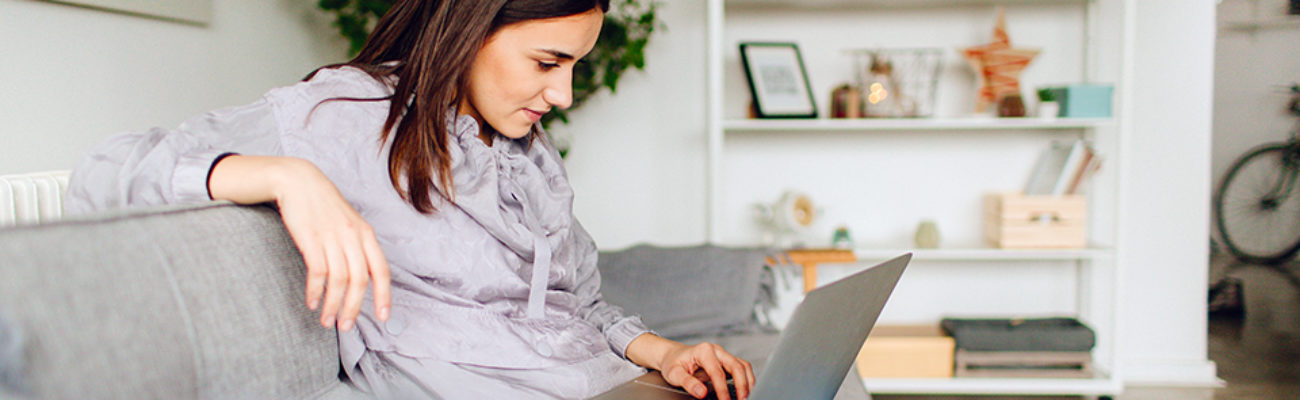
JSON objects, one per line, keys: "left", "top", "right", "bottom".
{"left": 208, "top": 155, "right": 391, "bottom": 332}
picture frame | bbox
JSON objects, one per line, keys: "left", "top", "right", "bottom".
{"left": 41, "top": 0, "right": 212, "bottom": 25}
{"left": 739, "top": 42, "right": 818, "bottom": 119}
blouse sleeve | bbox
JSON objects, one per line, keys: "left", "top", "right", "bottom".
{"left": 570, "top": 219, "right": 654, "bottom": 359}
{"left": 64, "top": 98, "right": 284, "bottom": 214}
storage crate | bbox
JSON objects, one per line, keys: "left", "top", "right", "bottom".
{"left": 984, "top": 193, "right": 1087, "bottom": 249}
{"left": 856, "top": 325, "right": 955, "bottom": 378}
{"left": 1046, "top": 84, "right": 1114, "bottom": 118}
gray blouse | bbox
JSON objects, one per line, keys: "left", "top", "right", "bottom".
{"left": 65, "top": 67, "right": 651, "bottom": 379}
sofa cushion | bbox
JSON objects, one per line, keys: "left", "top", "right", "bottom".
{"left": 0, "top": 202, "right": 350, "bottom": 398}
{"left": 597, "top": 244, "right": 776, "bottom": 341}
{"left": 0, "top": 314, "right": 27, "bottom": 397}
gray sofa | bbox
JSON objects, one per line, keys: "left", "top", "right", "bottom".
{"left": 0, "top": 202, "right": 868, "bottom": 399}
{"left": 0, "top": 203, "right": 365, "bottom": 399}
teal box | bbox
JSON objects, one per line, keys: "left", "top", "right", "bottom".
{"left": 1047, "top": 84, "right": 1114, "bottom": 118}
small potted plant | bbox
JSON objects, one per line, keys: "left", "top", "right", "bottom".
{"left": 1036, "top": 88, "right": 1060, "bottom": 120}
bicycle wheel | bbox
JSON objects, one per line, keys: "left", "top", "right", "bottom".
{"left": 1215, "top": 143, "right": 1300, "bottom": 264}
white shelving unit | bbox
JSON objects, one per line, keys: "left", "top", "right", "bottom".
{"left": 854, "top": 247, "right": 1112, "bottom": 262}
{"left": 705, "top": 0, "right": 1128, "bottom": 396}
{"left": 858, "top": 376, "right": 1123, "bottom": 396}
{"left": 727, "top": 0, "right": 1088, "bottom": 8}
{"left": 724, "top": 117, "right": 1114, "bottom": 132}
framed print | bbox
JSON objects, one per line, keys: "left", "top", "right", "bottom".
{"left": 739, "top": 42, "right": 818, "bottom": 119}
{"left": 41, "top": 0, "right": 212, "bottom": 24}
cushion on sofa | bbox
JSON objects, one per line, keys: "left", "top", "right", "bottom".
{"left": 597, "top": 244, "right": 777, "bottom": 341}
{"left": 0, "top": 202, "right": 359, "bottom": 399}
{"left": 0, "top": 314, "right": 27, "bottom": 397}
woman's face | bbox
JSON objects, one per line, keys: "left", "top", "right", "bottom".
{"left": 460, "top": 8, "right": 604, "bottom": 139}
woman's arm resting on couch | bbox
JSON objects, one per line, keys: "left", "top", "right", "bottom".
{"left": 209, "top": 155, "right": 391, "bottom": 332}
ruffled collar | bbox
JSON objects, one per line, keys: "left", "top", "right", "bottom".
{"left": 436, "top": 112, "right": 574, "bottom": 263}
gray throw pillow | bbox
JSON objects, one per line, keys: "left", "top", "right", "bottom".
{"left": 597, "top": 244, "right": 777, "bottom": 341}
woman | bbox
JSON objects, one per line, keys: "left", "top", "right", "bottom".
{"left": 65, "top": 1, "right": 754, "bottom": 399}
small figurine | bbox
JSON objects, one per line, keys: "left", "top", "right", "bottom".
{"left": 915, "top": 220, "right": 941, "bottom": 249}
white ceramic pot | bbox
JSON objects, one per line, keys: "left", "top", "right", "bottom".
{"left": 1038, "top": 101, "right": 1060, "bottom": 120}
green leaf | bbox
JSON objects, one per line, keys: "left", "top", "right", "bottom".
{"left": 359, "top": 0, "right": 392, "bottom": 16}
{"left": 319, "top": 0, "right": 347, "bottom": 11}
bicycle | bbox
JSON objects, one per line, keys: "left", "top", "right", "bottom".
{"left": 1214, "top": 83, "right": 1300, "bottom": 265}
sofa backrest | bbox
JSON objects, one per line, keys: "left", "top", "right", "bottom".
{"left": 0, "top": 202, "right": 350, "bottom": 399}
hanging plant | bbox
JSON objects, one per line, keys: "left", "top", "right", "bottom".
{"left": 315, "top": 0, "right": 661, "bottom": 142}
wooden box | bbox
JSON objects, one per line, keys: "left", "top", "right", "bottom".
{"left": 856, "top": 325, "right": 955, "bottom": 378}
{"left": 984, "top": 193, "right": 1087, "bottom": 249}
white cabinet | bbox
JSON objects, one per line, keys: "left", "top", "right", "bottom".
{"left": 704, "top": 0, "right": 1129, "bottom": 395}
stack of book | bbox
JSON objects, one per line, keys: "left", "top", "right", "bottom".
{"left": 1024, "top": 140, "right": 1102, "bottom": 196}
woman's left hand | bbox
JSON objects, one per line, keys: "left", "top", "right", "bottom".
{"left": 626, "top": 334, "right": 755, "bottom": 400}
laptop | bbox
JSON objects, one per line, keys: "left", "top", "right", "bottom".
{"left": 590, "top": 253, "right": 911, "bottom": 400}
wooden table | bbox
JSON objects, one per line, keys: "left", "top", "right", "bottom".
{"left": 768, "top": 249, "right": 858, "bottom": 293}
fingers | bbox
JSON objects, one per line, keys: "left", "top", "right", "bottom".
{"left": 718, "top": 351, "right": 753, "bottom": 400}
{"left": 274, "top": 163, "right": 389, "bottom": 331}
{"left": 335, "top": 230, "right": 371, "bottom": 332}
{"left": 299, "top": 236, "right": 327, "bottom": 312}
{"left": 744, "top": 356, "right": 755, "bottom": 396}
{"left": 361, "top": 226, "right": 391, "bottom": 322}
{"left": 318, "top": 234, "right": 349, "bottom": 328}
{"left": 694, "top": 344, "right": 731, "bottom": 400}
{"left": 664, "top": 367, "right": 708, "bottom": 399}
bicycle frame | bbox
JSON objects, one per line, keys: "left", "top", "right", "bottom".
{"left": 1260, "top": 145, "right": 1300, "bottom": 211}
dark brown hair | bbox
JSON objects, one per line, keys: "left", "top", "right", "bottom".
{"left": 306, "top": 0, "right": 610, "bottom": 214}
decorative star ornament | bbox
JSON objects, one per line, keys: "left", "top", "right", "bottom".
{"left": 962, "top": 7, "right": 1039, "bottom": 113}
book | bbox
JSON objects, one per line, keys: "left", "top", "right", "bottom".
{"left": 1062, "top": 144, "right": 1095, "bottom": 195}
{"left": 1052, "top": 140, "right": 1089, "bottom": 196}
{"left": 1025, "top": 141, "right": 1075, "bottom": 196}
{"left": 1067, "top": 156, "right": 1103, "bottom": 195}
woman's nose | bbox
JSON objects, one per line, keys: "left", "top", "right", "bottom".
{"left": 542, "top": 73, "right": 574, "bottom": 110}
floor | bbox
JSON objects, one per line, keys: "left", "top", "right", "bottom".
{"left": 875, "top": 253, "right": 1300, "bottom": 400}
{"left": 1197, "top": 253, "right": 1300, "bottom": 399}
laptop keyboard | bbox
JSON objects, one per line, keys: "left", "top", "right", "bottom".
{"left": 701, "top": 380, "right": 738, "bottom": 400}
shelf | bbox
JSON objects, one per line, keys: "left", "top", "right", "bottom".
{"left": 854, "top": 247, "right": 1112, "bottom": 262}
{"left": 861, "top": 375, "right": 1122, "bottom": 395}
{"left": 726, "top": 0, "right": 1088, "bottom": 10}
{"left": 723, "top": 118, "right": 1113, "bottom": 132}
{"left": 1221, "top": 17, "right": 1300, "bottom": 32}
{"left": 708, "top": 1, "right": 1129, "bottom": 395}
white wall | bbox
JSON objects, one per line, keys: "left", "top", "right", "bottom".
{"left": 0, "top": 0, "right": 346, "bottom": 175}
{"left": 563, "top": 0, "right": 710, "bottom": 249}
{"left": 1212, "top": 0, "right": 1300, "bottom": 225}
{"left": 1117, "top": 0, "right": 1219, "bottom": 385}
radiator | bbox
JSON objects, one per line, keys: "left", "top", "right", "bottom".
{"left": 0, "top": 170, "right": 71, "bottom": 227}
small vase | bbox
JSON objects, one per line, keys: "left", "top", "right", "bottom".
{"left": 914, "top": 220, "right": 940, "bottom": 249}
{"left": 1038, "top": 101, "right": 1060, "bottom": 120}
{"left": 998, "top": 94, "right": 1027, "bottom": 118}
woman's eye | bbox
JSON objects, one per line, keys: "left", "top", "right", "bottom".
{"left": 538, "top": 61, "right": 561, "bottom": 71}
